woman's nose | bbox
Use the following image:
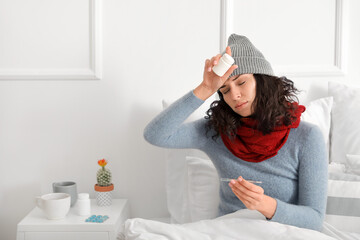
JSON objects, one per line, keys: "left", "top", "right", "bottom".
{"left": 230, "top": 89, "right": 241, "bottom": 100}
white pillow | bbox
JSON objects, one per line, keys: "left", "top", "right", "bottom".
{"left": 345, "top": 154, "right": 360, "bottom": 176}
{"left": 328, "top": 82, "right": 360, "bottom": 164}
{"left": 165, "top": 148, "right": 210, "bottom": 224}
{"left": 328, "top": 162, "right": 346, "bottom": 174}
{"left": 325, "top": 172, "right": 360, "bottom": 233}
{"left": 301, "top": 96, "right": 333, "bottom": 155}
{"left": 186, "top": 156, "right": 219, "bottom": 222}
{"left": 165, "top": 148, "right": 191, "bottom": 223}
{"left": 163, "top": 94, "right": 216, "bottom": 224}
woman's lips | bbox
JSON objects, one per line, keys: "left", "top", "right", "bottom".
{"left": 235, "top": 101, "right": 248, "bottom": 109}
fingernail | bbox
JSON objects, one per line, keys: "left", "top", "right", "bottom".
{"left": 214, "top": 61, "right": 217, "bottom": 65}
{"left": 238, "top": 177, "right": 242, "bottom": 182}
{"left": 208, "top": 67, "right": 212, "bottom": 72}
{"left": 230, "top": 180, "right": 236, "bottom": 184}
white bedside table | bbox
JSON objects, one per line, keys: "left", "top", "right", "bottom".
{"left": 17, "top": 199, "right": 130, "bottom": 240}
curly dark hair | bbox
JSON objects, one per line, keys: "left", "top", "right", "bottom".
{"left": 205, "top": 74, "right": 300, "bottom": 139}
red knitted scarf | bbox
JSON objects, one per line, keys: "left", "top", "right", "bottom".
{"left": 220, "top": 104, "right": 306, "bottom": 162}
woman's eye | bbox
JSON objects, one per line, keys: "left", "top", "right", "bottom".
{"left": 222, "top": 89, "right": 229, "bottom": 94}
{"left": 238, "top": 81, "right": 246, "bottom": 86}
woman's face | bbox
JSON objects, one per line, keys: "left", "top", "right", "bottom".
{"left": 219, "top": 74, "right": 256, "bottom": 117}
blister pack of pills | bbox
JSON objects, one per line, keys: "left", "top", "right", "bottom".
{"left": 85, "top": 215, "right": 109, "bottom": 223}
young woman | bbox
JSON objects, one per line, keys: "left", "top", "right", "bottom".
{"left": 144, "top": 34, "right": 328, "bottom": 231}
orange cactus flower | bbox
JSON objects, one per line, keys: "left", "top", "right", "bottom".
{"left": 98, "top": 159, "right": 108, "bottom": 167}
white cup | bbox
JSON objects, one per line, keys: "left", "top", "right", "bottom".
{"left": 36, "top": 193, "right": 71, "bottom": 220}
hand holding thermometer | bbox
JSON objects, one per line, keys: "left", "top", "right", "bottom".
{"left": 220, "top": 178, "right": 262, "bottom": 184}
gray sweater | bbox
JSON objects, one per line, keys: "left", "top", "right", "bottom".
{"left": 144, "top": 91, "right": 328, "bottom": 231}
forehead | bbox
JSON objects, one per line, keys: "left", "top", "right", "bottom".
{"left": 222, "top": 73, "right": 254, "bottom": 86}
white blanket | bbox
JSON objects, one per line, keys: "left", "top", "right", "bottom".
{"left": 118, "top": 210, "right": 355, "bottom": 240}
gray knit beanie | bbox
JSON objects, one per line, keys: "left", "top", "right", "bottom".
{"left": 227, "top": 34, "right": 274, "bottom": 78}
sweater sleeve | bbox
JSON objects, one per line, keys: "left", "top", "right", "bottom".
{"left": 143, "top": 90, "right": 208, "bottom": 149}
{"left": 269, "top": 125, "right": 328, "bottom": 231}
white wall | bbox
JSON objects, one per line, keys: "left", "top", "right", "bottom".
{"left": 0, "top": 0, "right": 359, "bottom": 239}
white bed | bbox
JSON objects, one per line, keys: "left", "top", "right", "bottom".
{"left": 119, "top": 211, "right": 360, "bottom": 240}
{"left": 119, "top": 81, "right": 360, "bottom": 240}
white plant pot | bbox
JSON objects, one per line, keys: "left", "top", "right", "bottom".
{"left": 94, "top": 184, "right": 114, "bottom": 207}
{"left": 95, "top": 191, "right": 112, "bottom": 206}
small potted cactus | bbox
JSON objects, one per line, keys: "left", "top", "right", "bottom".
{"left": 94, "top": 159, "right": 114, "bottom": 206}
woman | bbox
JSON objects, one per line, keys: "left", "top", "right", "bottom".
{"left": 144, "top": 34, "right": 327, "bottom": 231}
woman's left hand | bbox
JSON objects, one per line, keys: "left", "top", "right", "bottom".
{"left": 229, "top": 176, "right": 277, "bottom": 219}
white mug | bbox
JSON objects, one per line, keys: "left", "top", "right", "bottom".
{"left": 36, "top": 193, "right": 71, "bottom": 220}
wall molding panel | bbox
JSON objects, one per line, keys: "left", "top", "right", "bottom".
{"left": 220, "top": 0, "right": 348, "bottom": 77}
{"left": 0, "top": 0, "right": 102, "bottom": 80}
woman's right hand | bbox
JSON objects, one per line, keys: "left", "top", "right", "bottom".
{"left": 194, "top": 46, "right": 238, "bottom": 100}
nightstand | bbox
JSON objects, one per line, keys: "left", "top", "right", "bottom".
{"left": 17, "top": 199, "right": 130, "bottom": 240}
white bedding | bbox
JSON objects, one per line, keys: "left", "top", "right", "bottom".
{"left": 118, "top": 209, "right": 360, "bottom": 240}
